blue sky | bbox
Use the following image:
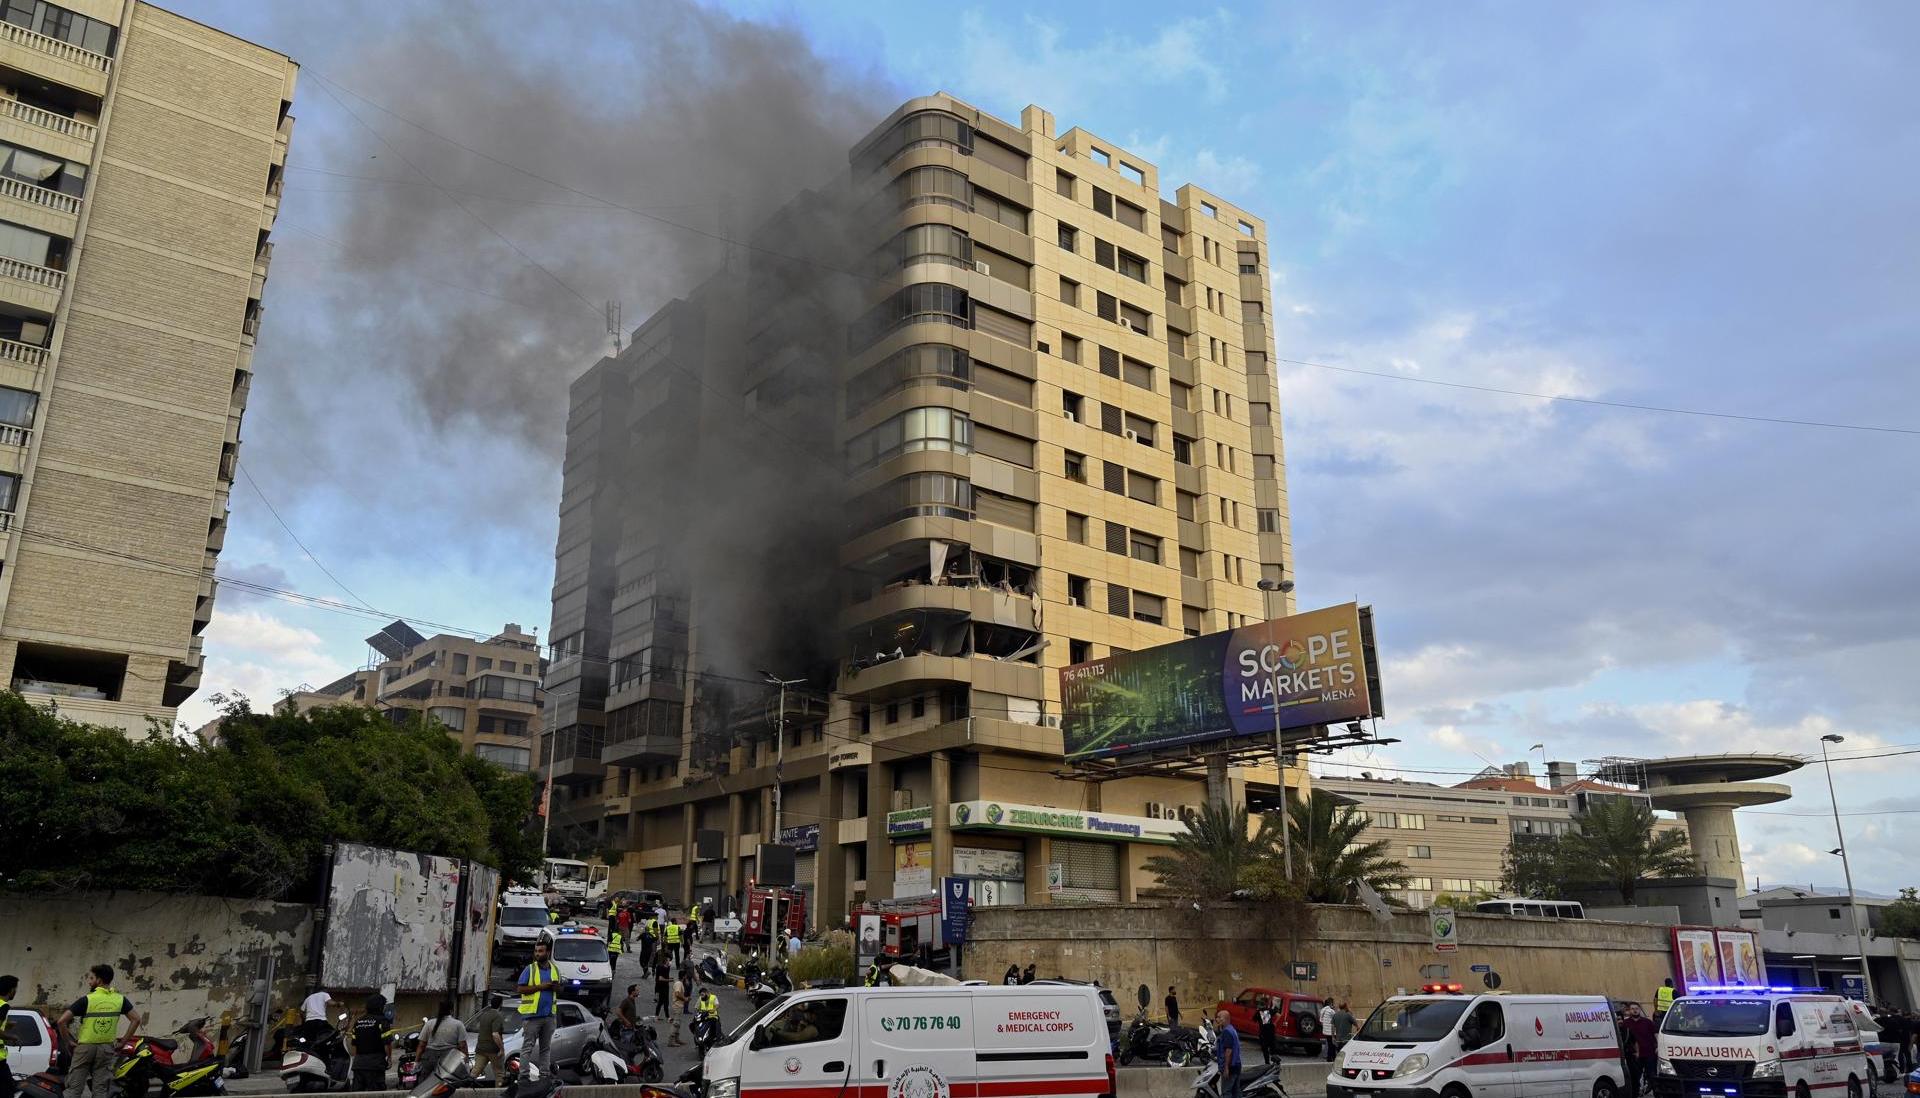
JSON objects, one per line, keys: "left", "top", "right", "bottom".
{"left": 165, "top": 2, "right": 1919, "bottom": 895}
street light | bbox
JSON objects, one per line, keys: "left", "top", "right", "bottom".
{"left": 1817, "top": 733, "right": 1873, "bottom": 1003}
{"left": 761, "top": 670, "right": 806, "bottom": 943}
{"left": 1256, "top": 577, "right": 1296, "bottom": 887}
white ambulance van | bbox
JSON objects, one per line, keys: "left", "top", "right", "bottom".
{"left": 703, "top": 984, "right": 1114, "bottom": 1098}
{"left": 1654, "top": 987, "right": 1871, "bottom": 1098}
{"left": 1327, "top": 985, "right": 1627, "bottom": 1098}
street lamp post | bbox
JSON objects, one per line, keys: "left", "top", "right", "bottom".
{"left": 1818, "top": 733, "right": 1874, "bottom": 1003}
{"left": 761, "top": 671, "right": 806, "bottom": 943}
{"left": 1256, "top": 577, "right": 1296, "bottom": 887}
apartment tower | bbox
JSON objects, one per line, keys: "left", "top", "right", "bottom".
{"left": 0, "top": 1, "right": 295, "bottom": 733}
{"left": 543, "top": 94, "right": 1298, "bottom": 920}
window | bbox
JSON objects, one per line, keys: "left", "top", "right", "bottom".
{"left": 1123, "top": 414, "right": 1156, "bottom": 446}
{"left": 1059, "top": 277, "right": 1080, "bottom": 307}
{"left": 1407, "top": 845, "right": 1431, "bottom": 859}
{"left": 0, "top": 140, "right": 85, "bottom": 196}
{"left": 0, "top": 220, "right": 61, "bottom": 269}
{"left": 1162, "top": 225, "right": 1183, "bottom": 252}
{"left": 1469, "top": 816, "right": 1498, "bottom": 825}
{"left": 1164, "top": 274, "right": 1185, "bottom": 304}
{"left": 1167, "top": 328, "right": 1188, "bottom": 357}
{"left": 1060, "top": 333, "right": 1082, "bottom": 363}
{"left": 475, "top": 744, "right": 531, "bottom": 772}
{"left": 1069, "top": 639, "right": 1091, "bottom": 664}
{"left": 1066, "top": 512, "right": 1087, "bottom": 543}
{"left": 1062, "top": 391, "right": 1083, "bottom": 420}
{"left": 1067, "top": 575, "right": 1089, "bottom": 606}
{"left": 850, "top": 472, "right": 974, "bottom": 531}
{"left": 1254, "top": 454, "right": 1276, "bottom": 480}
{"left": 851, "top": 283, "right": 970, "bottom": 348}
{"left": 1122, "top": 357, "right": 1154, "bottom": 391}
{"left": 468, "top": 674, "right": 536, "bottom": 703}
{"left": 845, "top": 344, "right": 971, "bottom": 414}
{"left": 1104, "top": 520, "right": 1127, "bottom": 555}
{"left": 1201, "top": 200, "right": 1219, "bottom": 218}
{"left": 1400, "top": 814, "right": 1426, "bottom": 830}
{"left": 1239, "top": 263, "right": 1258, "bottom": 275}
{"left": 1096, "top": 292, "right": 1117, "bottom": 323}
{"left": 1064, "top": 450, "right": 1086, "bottom": 483}
{"left": 1057, "top": 223, "right": 1078, "bottom": 252}
{"left": 1131, "top": 592, "right": 1165, "bottom": 625}
{"left": 1436, "top": 814, "right": 1466, "bottom": 823}
{"left": 1171, "top": 380, "right": 1193, "bottom": 410}
{"left": 1369, "top": 812, "right": 1398, "bottom": 829}
{"left": 1126, "top": 470, "right": 1159, "bottom": 505}
{"left": 858, "top": 110, "right": 971, "bottom": 172}
{"left": 1237, "top": 219, "right": 1255, "bottom": 236}
{"left": 1258, "top": 508, "right": 1281, "bottom": 533}
{"left": 973, "top": 187, "right": 1029, "bottom": 232}
{"left": 911, "top": 697, "right": 925, "bottom": 719}
{"left": 1106, "top": 584, "right": 1130, "bottom": 617}
{"left": 895, "top": 165, "right": 971, "bottom": 210}
{"left": 1183, "top": 605, "right": 1204, "bottom": 638}
{"left": 891, "top": 223, "right": 973, "bottom": 270}
{"left": 1117, "top": 250, "right": 1148, "bottom": 282}
{"left": 428, "top": 705, "right": 466, "bottom": 731}
{"left": 1102, "top": 459, "right": 1125, "bottom": 494}
{"left": 973, "top": 489, "right": 1034, "bottom": 531}
{"left": 1055, "top": 169, "right": 1076, "bottom": 198}
{"left": 886, "top": 702, "right": 899, "bottom": 724}
{"left": 1180, "top": 547, "right": 1201, "bottom": 578}
{"left": 1094, "top": 238, "right": 1115, "bottom": 269}
{"left": 1172, "top": 435, "right": 1193, "bottom": 465}
{"left": 760, "top": 998, "right": 848, "bottom": 1047}
{"left": 0, "top": 385, "right": 35, "bottom": 428}
{"left": 844, "top": 406, "right": 973, "bottom": 470}
{"left": 1118, "top": 301, "right": 1151, "bottom": 334}
{"left": 1092, "top": 186, "right": 1113, "bottom": 217}
{"left": 972, "top": 304, "right": 1031, "bottom": 346}
{"left": 1250, "top": 402, "right": 1271, "bottom": 426}
{"left": 1116, "top": 200, "right": 1146, "bottom": 231}
{"left": 1128, "top": 531, "right": 1161, "bottom": 565}
{"left": 1098, "top": 344, "right": 1121, "bottom": 378}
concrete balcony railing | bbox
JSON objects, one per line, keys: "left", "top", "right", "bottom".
{"left": 2, "top": 97, "right": 96, "bottom": 144}
{"left": 0, "top": 175, "right": 80, "bottom": 216}
{"left": 0, "top": 423, "right": 29, "bottom": 448}
{"left": 0, "top": 255, "right": 65, "bottom": 291}
{"left": 0, "top": 337, "right": 46, "bottom": 368}
{"left": 0, "top": 510, "right": 12, "bottom": 532}
{"left": 0, "top": 22, "right": 111, "bottom": 73}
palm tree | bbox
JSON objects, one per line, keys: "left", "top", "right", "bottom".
{"left": 1287, "top": 789, "right": 1410, "bottom": 903}
{"left": 1143, "top": 801, "right": 1269, "bottom": 901}
{"left": 1559, "top": 797, "right": 1693, "bottom": 903}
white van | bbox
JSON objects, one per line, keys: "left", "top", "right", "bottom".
{"left": 1328, "top": 988, "right": 1627, "bottom": 1098}
{"left": 704, "top": 984, "right": 1114, "bottom": 1098}
{"left": 495, "top": 889, "right": 551, "bottom": 967}
{"left": 1655, "top": 989, "right": 1871, "bottom": 1098}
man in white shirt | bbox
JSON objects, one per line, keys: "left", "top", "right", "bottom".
{"left": 301, "top": 989, "right": 333, "bottom": 1023}
{"left": 1318, "top": 998, "right": 1337, "bottom": 1062}
{"left": 786, "top": 932, "right": 802, "bottom": 959}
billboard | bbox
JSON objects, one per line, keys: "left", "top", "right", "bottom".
{"left": 321, "top": 842, "right": 462, "bottom": 993}
{"left": 1714, "top": 928, "right": 1764, "bottom": 987}
{"left": 1060, "top": 602, "right": 1380, "bottom": 760}
{"left": 1670, "top": 926, "right": 1722, "bottom": 993}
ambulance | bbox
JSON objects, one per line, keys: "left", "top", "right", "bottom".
{"left": 1327, "top": 985, "right": 1628, "bottom": 1098}
{"left": 703, "top": 984, "right": 1113, "bottom": 1098}
{"left": 1654, "top": 986, "right": 1871, "bottom": 1098}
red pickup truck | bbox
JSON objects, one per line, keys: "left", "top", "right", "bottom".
{"left": 1215, "top": 988, "right": 1328, "bottom": 1056}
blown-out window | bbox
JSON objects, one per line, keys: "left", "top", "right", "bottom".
{"left": 844, "top": 344, "right": 971, "bottom": 414}
{"left": 844, "top": 406, "right": 974, "bottom": 470}
{"left": 850, "top": 472, "right": 974, "bottom": 532}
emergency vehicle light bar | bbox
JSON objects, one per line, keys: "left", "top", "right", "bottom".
{"left": 1687, "top": 985, "right": 1820, "bottom": 994}
{"left": 1420, "top": 983, "right": 1466, "bottom": 994}
{"left": 556, "top": 925, "right": 599, "bottom": 935}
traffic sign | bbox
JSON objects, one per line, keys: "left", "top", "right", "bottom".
{"left": 1470, "top": 963, "right": 1491, "bottom": 973}
{"left": 1430, "top": 906, "right": 1459, "bottom": 953}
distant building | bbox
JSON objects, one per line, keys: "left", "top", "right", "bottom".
{"left": 276, "top": 620, "right": 545, "bottom": 772}
{"left": 1744, "top": 886, "right": 1919, "bottom": 1009}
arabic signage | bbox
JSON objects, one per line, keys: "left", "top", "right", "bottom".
{"left": 1430, "top": 906, "right": 1459, "bottom": 953}
{"left": 1060, "top": 603, "right": 1382, "bottom": 760}
{"left": 778, "top": 823, "right": 819, "bottom": 852}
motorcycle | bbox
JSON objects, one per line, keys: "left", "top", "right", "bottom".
{"left": 1120, "top": 1010, "right": 1199, "bottom": 1067}
{"left": 279, "top": 1016, "right": 350, "bottom": 1093}
{"left": 117, "top": 1025, "right": 228, "bottom": 1098}
{"left": 636, "top": 1063, "right": 703, "bottom": 1098}
{"left": 222, "top": 1028, "right": 252, "bottom": 1079}
{"left": 395, "top": 1028, "right": 424, "bottom": 1089}
{"left": 745, "top": 972, "right": 785, "bottom": 1009}
{"left": 690, "top": 1014, "right": 723, "bottom": 1059}
{"left": 696, "top": 956, "right": 728, "bottom": 987}
{"left": 114, "top": 1034, "right": 179, "bottom": 1097}
{"left": 582, "top": 1021, "right": 665, "bottom": 1085}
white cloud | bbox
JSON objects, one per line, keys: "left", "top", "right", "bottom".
{"left": 178, "top": 608, "right": 345, "bottom": 729}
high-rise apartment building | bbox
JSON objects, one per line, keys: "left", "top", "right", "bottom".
{"left": 543, "top": 94, "right": 1300, "bottom": 921}
{"left": 0, "top": 1, "right": 295, "bottom": 734}
{"left": 273, "top": 620, "right": 546, "bottom": 773}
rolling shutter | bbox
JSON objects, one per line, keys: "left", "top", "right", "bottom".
{"left": 973, "top": 303, "right": 1032, "bottom": 347}
{"left": 1053, "top": 839, "right": 1120, "bottom": 903}
{"left": 644, "top": 867, "right": 679, "bottom": 895}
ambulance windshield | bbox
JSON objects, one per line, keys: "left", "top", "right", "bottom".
{"left": 1356, "top": 998, "right": 1470, "bottom": 1043}
{"left": 1661, "top": 999, "right": 1770, "bottom": 1037}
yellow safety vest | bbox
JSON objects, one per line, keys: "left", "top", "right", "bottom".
{"left": 665, "top": 923, "right": 682, "bottom": 944}
{"left": 609, "top": 932, "right": 623, "bottom": 954}
{"left": 518, "top": 962, "right": 559, "bottom": 1017}
{"left": 0, "top": 996, "right": 10, "bottom": 1061}
{"left": 698, "top": 994, "right": 719, "bottom": 1018}
{"left": 1655, "top": 985, "right": 1675, "bottom": 1012}
{"left": 689, "top": 905, "right": 701, "bottom": 924}
{"left": 78, "top": 988, "right": 126, "bottom": 1044}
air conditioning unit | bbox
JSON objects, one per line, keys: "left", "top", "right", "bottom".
{"left": 974, "top": 260, "right": 990, "bottom": 275}
{"left": 1178, "top": 804, "right": 1200, "bottom": 824}
{"left": 1040, "top": 714, "right": 1061, "bottom": 729}
{"left": 1123, "top": 429, "right": 1140, "bottom": 442}
{"left": 890, "top": 790, "right": 914, "bottom": 811}
{"left": 1067, "top": 596, "right": 1083, "bottom": 607}
{"left": 1063, "top": 411, "right": 1077, "bottom": 423}
{"left": 1144, "top": 801, "right": 1166, "bottom": 820}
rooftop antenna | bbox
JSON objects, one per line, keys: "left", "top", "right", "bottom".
{"left": 605, "top": 300, "right": 623, "bottom": 355}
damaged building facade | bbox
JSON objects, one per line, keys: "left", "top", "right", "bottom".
{"left": 541, "top": 94, "right": 1300, "bottom": 920}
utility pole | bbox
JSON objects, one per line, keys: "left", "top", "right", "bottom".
{"left": 1257, "top": 577, "right": 1297, "bottom": 886}
{"left": 1819, "top": 734, "right": 1874, "bottom": 1002}
{"left": 762, "top": 671, "right": 805, "bottom": 949}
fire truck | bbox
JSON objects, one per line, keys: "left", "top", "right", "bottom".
{"left": 849, "top": 896, "right": 957, "bottom": 969}
{"left": 741, "top": 885, "right": 807, "bottom": 944}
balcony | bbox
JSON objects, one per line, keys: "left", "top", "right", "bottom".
{"left": 0, "top": 337, "right": 46, "bottom": 369}
{"left": 1, "top": 97, "right": 95, "bottom": 145}
{"left": 0, "top": 423, "right": 29, "bottom": 448}
{"left": 0, "top": 255, "right": 64, "bottom": 313}
{"left": 842, "top": 582, "right": 1038, "bottom": 634}
{"left": 0, "top": 23, "right": 110, "bottom": 96}
{"left": 840, "top": 651, "right": 1044, "bottom": 702}
{"left": 603, "top": 731, "right": 680, "bottom": 768}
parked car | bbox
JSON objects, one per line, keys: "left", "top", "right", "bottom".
{"left": 2, "top": 1008, "right": 59, "bottom": 1079}
{"left": 1217, "top": 987, "right": 1328, "bottom": 1055}
{"left": 462, "top": 999, "right": 598, "bottom": 1076}
{"left": 1029, "top": 979, "right": 1122, "bottom": 1048}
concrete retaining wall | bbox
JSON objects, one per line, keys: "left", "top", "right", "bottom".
{"left": 966, "top": 903, "right": 1673, "bottom": 1020}
{"left": 0, "top": 891, "right": 312, "bottom": 1032}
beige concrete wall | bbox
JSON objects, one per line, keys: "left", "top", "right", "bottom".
{"left": 0, "top": 891, "right": 311, "bottom": 1033}
{"left": 966, "top": 903, "right": 1677, "bottom": 1021}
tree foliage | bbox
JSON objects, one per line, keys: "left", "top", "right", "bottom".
{"left": 1881, "top": 888, "right": 1920, "bottom": 940}
{"left": 1142, "top": 801, "right": 1269, "bottom": 902}
{"left": 1500, "top": 799, "right": 1694, "bottom": 903}
{"left": 1142, "top": 791, "right": 1407, "bottom": 907}
{"left": 0, "top": 693, "right": 540, "bottom": 899}
{"left": 1501, "top": 836, "right": 1570, "bottom": 900}
{"left": 1289, "top": 789, "right": 1411, "bottom": 903}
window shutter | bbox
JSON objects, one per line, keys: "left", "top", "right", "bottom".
{"left": 1105, "top": 583, "right": 1130, "bottom": 616}
{"left": 1104, "top": 521, "right": 1127, "bottom": 555}
{"left": 1096, "top": 292, "right": 1117, "bottom": 322}
{"left": 1099, "top": 402, "right": 1123, "bottom": 434}
{"left": 1098, "top": 345, "right": 1120, "bottom": 378}
{"left": 1102, "top": 461, "right": 1126, "bottom": 493}
{"left": 1094, "top": 239, "right": 1115, "bottom": 269}
{"left": 1093, "top": 187, "right": 1113, "bottom": 217}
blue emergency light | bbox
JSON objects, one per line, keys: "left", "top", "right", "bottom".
{"left": 1688, "top": 985, "right": 1824, "bottom": 994}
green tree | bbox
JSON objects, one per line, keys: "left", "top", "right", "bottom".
{"left": 1557, "top": 797, "right": 1694, "bottom": 903}
{"left": 1142, "top": 801, "right": 1268, "bottom": 902}
{"left": 1288, "top": 789, "right": 1410, "bottom": 902}
{"left": 0, "top": 693, "right": 539, "bottom": 899}
{"left": 1880, "top": 888, "right": 1920, "bottom": 940}
{"left": 1501, "top": 835, "right": 1571, "bottom": 899}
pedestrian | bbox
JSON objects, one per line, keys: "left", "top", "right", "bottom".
{"left": 1622, "top": 1003, "right": 1657, "bottom": 1097}
{"left": 1318, "top": 997, "right": 1336, "bottom": 1062}
{"left": 679, "top": 958, "right": 697, "bottom": 1013}
{"left": 1166, "top": 986, "right": 1180, "bottom": 1028}
{"left": 1884, "top": 1009, "right": 1911, "bottom": 1074}
{"left": 1333, "top": 1002, "right": 1355, "bottom": 1056}
{"left": 672, "top": 973, "right": 690, "bottom": 1022}
{"left": 1022, "top": 963, "right": 1036, "bottom": 985}
{"left": 615, "top": 985, "right": 642, "bottom": 1035}
{"left": 1654, "top": 978, "right": 1675, "bottom": 1022}
{"left": 58, "top": 964, "right": 143, "bottom": 1098}
{"left": 1255, "top": 996, "right": 1275, "bottom": 1064}
{"left": 665, "top": 918, "right": 684, "bottom": 965}
{"left": 618, "top": 905, "right": 634, "bottom": 939}
{"left": 609, "top": 926, "right": 624, "bottom": 971}
{"left": 1214, "top": 1009, "right": 1243, "bottom": 1098}
{"left": 0, "top": 974, "right": 17, "bottom": 1098}
{"left": 349, "top": 994, "right": 391, "bottom": 1092}
{"left": 471, "top": 994, "right": 506, "bottom": 1084}
{"left": 653, "top": 958, "right": 672, "bottom": 1021}
{"left": 516, "top": 939, "right": 562, "bottom": 1071}
{"left": 416, "top": 999, "right": 468, "bottom": 1077}
{"left": 788, "top": 930, "right": 803, "bottom": 960}
{"left": 300, "top": 986, "right": 334, "bottom": 1023}
{"left": 1004, "top": 964, "right": 1020, "bottom": 986}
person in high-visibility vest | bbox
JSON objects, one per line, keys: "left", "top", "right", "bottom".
{"left": 696, "top": 987, "right": 720, "bottom": 1037}
{"left": 688, "top": 904, "right": 701, "bottom": 944}
{"left": 0, "top": 973, "right": 17, "bottom": 1098}
{"left": 608, "top": 930, "right": 624, "bottom": 966}
{"left": 664, "top": 919, "right": 684, "bottom": 964}
{"left": 58, "top": 964, "right": 144, "bottom": 1098}
{"left": 516, "top": 941, "right": 561, "bottom": 1070}
{"left": 1654, "top": 978, "right": 1675, "bottom": 1019}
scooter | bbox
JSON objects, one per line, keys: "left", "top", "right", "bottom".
{"left": 745, "top": 972, "right": 783, "bottom": 1009}
{"left": 279, "top": 1016, "right": 350, "bottom": 1093}
{"left": 118, "top": 1024, "right": 228, "bottom": 1098}
{"left": 582, "top": 1021, "right": 665, "bottom": 1085}
{"left": 396, "top": 1028, "right": 424, "bottom": 1089}
{"left": 1236, "top": 1060, "right": 1292, "bottom": 1098}
{"left": 696, "top": 956, "right": 728, "bottom": 987}
{"left": 1171, "top": 1018, "right": 1216, "bottom": 1069}
{"left": 691, "top": 1014, "right": 722, "bottom": 1059}
{"left": 1120, "top": 1009, "right": 1199, "bottom": 1067}
{"left": 114, "top": 1033, "right": 181, "bottom": 1097}
{"left": 636, "top": 1063, "right": 703, "bottom": 1098}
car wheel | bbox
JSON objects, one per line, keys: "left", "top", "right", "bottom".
{"left": 1592, "top": 1076, "right": 1620, "bottom": 1098}
{"left": 1441, "top": 1086, "right": 1473, "bottom": 1098}
{"left": 642, "top": 1063, "right": 663, "bottom": 1084}
{"left": 1119, "top": 1049, "right": 1134, "bottom": 1066}
{"left": 1846, "top": 1077, "right": 1862, "bottom": 1098}
{"left": 1794, "top": 1083, "right": 1811, "bottom": 1098}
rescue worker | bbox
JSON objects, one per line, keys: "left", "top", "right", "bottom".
{"left": 664, "top": 917, "right": 684, "bottom": 964}
{"left": 688, "top": 903, "right": 702, "bottom": 943}
{"left": 608, "top": 928, "right": 624, "bottom": 970}
{"left": 58, "top": 964, "right": 144, "bottom": 1098}
{"left": 695, "top": 985, "right": 720, "bottom": 1045}
{"left": 0, "top": 974, "right": 17, "bottom": 1098}
{"left": 1654, "top": 978, "right": 1675, "bottom": 1022}
{"left": 349, "top": 994, "right": 392, "bottom": 1092}
{"left": 515, "top": 940, "right": 562, "bottom": 1070}
{"left": 639, "top": 921, "right": 656, "bottom": 968}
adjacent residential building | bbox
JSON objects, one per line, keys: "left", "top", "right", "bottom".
{"left": 274, "top": 620, "right": 545, "bottom": 772}
{"left": 543, "top": 94, "right": 1305, "bottom": 921}
{"left": 0, "top": 2, "right": 296, "bottom": 734}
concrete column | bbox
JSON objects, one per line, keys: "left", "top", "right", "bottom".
{"left": 679, "top": 802, "right": 696, "bottom": 907}
{"left": 817, "top": 770, "right": 845, "bottom": 931}
{"left": 1026, "top": 836, "right": 1052, "bottom": 904}
{"left": 1085, "top": 781, "right": 1102, "bottom": 811}
{"left": 725, "top": 792, "right": 745, "bottom": 901}
{"left": 931, "top": 750, "right": 953, "bottom": 890}
{"left": 1206, "top": 753, "right": 1231, "bottom": 808}
{"left": 865, "top": 760, "right": 894, "bottom": 900}
{"left": 1681, "top": 804, "right": 1747, "bottom": 890}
